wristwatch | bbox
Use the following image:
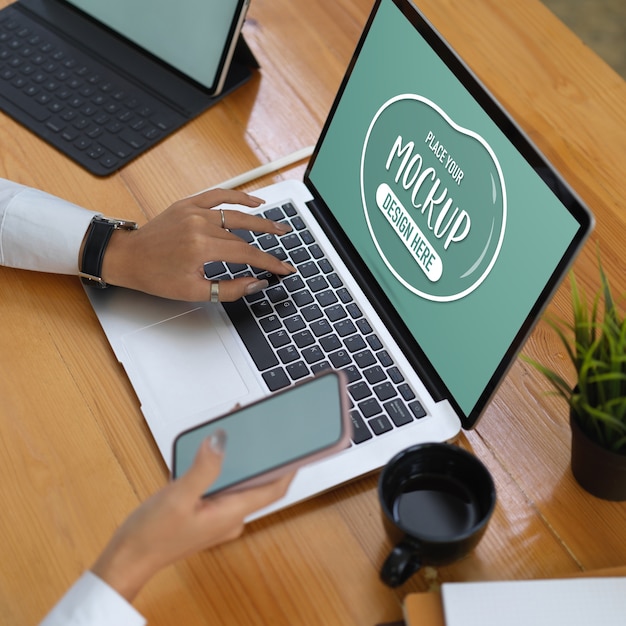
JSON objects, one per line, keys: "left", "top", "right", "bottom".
{"left": 79, "top": 216, "right": 138, "bottom": 288}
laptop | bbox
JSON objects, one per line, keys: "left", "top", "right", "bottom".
{"left": 0, "top": 0, "right": 255, "bottom": 176}
{"left": 86, "top": 0, "right": 593, "bottom": 517}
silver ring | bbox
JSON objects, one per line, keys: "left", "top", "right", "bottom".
{"left": 220, "top": 208, "right": 226, "bottom": 229}
{"left": 210, "top": 281, "right": 220, "bottom": 303}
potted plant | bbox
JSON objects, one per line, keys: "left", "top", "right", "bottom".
{"left": 524, "top": 258, "right": 626, "bottom": 500}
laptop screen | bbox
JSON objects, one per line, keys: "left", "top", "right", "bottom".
{"left": 306, "top": 0, "right": 593, "bottom": 427}
{"left": 64, "top": 0, "right": 246, "bottom": 90}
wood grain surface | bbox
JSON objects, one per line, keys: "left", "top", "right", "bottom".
{"left": 1, "top": 0, "right": 625, "bottom": 624}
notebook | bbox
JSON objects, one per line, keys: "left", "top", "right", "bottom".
{"left": 0, "top": 0, "right": 255, "bottom": 176}
{"left": 86, "top": 0, "right": 593, "bottom": 517}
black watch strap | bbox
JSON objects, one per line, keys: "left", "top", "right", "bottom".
{"left": 80, "top": 217, "right": 137, "bottom": 288}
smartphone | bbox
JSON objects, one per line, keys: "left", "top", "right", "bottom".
{"left": 172, "top": 370, "right": 351, "bottom": 496}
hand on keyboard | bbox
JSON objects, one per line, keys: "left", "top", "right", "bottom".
{"left": 100, "top": 188, "right": 296, "bottom": 302}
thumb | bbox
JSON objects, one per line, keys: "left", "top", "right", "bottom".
{"left": 176, "top": 430, "right": 226, "bottom": 499}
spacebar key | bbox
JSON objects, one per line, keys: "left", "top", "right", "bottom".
{"left": 221, "top": 299, "right": 279, "bottom": 371}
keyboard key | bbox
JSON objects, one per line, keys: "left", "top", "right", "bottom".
{"left": 359, "top": 397, "right": 382, "bottom": 418}
{"left": 291, "top": 216, "right": 306, "bottom": 230}
{"left": 284, "top": 315, "right": 306, "bottom": 333}
{"left": 293, "top": 290, "right": 314, "bottom": 307}
{"left": 263, "top": 367, "right": 290, "bottom": 391}
{"left": 230, "top": 228, "right": 254, "bottom": 243}
{"left": 275, "top": 301, "right": 297, "bottom": 318}
{"left": 384, "top": 399, "right": 414, "bottom": 427}
{"left": 277, "top": 345, "right": 299, "bottom": 364}
{"left": 283, "top": 275, "right": 305, "bottom": 292}
{"left": 263, "top": 206, "right": 285, "bottom": 221}
{"left": 367, "top": 334, "right": 383, "bottom": 350}
{"left": 345, "top": 335, "right": 367, "bottom": 353}
{"left": 374, "top": 382, "right": 396, "bottom": 402}
{"left": 409, "top": 401, "right": 427, "bottom": 419}
{"left": 349, "top": 381, "right": 371, "bottom": 401}
{"left": 300, "top": 230, "right": 315, "bottom": 245}
{"left": 290, "top": 247, "right": 310, "bottom": 264}
{"left": 251, "top": 300, "right": 273, "bottom": 318}
{"left": 260, "top": 314, "right": 282, "bottom": 333}
{"left": 310, "top": 319, "right": 332, "bottom": 337}
{"left": 280, "top": 233, "right": 301, "bottom": 249}
{"left": 293, "top": 330, "right": 315, "bottom": 348}
{"left": 301, "top": 304, "right": 323, "bottom": 322}
{"left": 334, "top": 319, "right": 356, "bottom": 337}
{"left": 356, "top": 317, "right": 374, "bottom": 335}
{"left": 347, "top": 303, "right": 363, "bottom": 319}
{"left": 300, "top": 262, "right": 320, "bottom": 278}
{"left": 364, "top": 365, "right": 386, "bottom": 385}
{"left": 269, "top": 330, "right": 290, "bottom": 348}
{"left": 342, "top": 365, "right": 362, "bottom": 383}
{"left": 354, "top": 350, "right": 376, "bottom": 368}
{"left": 399, "top": 383, "right": 416, "bottom": 401}
{"left": 311, "top": 361, "right": 332, "bottom": 374}
{"left": 257, "top": 234, "right": 279, "bottom": 250}
{"left": 309, "top": 243, "right": 324, "bottom": 258}
{"left": 266, "top": 285, "right": 288, "bottom": 303}
{"left": 369, "top": 414, "right": 393, "bottom": 435}
{"left": 329, "top": 349, "right": 351, "bottom": 368}
{"left": 377, "top": 350, "right": 394, "bottom": 367}
{"left": 319, "top": 334, "right": 341, "bottom": 352}
{"left": 306, "top": 275, "right": 327, "bottom": 292}
{"left": 337, "top": 288, "right": 352, "bottom": 303}
{"left": 316, "top": 289, "right": 338, "bottom": 307}
{"left": 302, "top": 345, "right": 324, "bottom": 364}
{"left": 287, "top": 361, "right": 309, "bottom": 380}
{"left": 388, "top": 367, "right": 405, "bottom": 384}
{"left": 282, "top": 202, "right": 297, "bottom": 217}
{"left": 350, "top": 410, "right": 373, "bottom": 444}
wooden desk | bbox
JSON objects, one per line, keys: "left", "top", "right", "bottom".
{"left": 1, "top": 1, "right": 626, "bottom": 624}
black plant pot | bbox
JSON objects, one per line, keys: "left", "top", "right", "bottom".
{"left": 570, "top": 414, "right": 626, "bottom": 501}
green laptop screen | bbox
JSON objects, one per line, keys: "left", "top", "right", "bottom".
{"left": 308, "top": 0, "right": 584, "bottom": 419}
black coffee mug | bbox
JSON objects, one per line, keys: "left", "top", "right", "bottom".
{"left": 378, "top": 443, "right": 496, "bottom": 587}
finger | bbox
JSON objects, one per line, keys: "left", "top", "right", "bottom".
{"left": 214, "top": 472, "right": 295, "bottom": 519}
{"left": 218, "top": 211, "right": 293, "bottom": 236}
{"left": 214, "top": 277, "right": 270, "bottom": 303}
{"left": 190, "top": 188, "right": 265, "bottom": 210}
{"left": 175, "top": 433, "right": 225, "bottom": 500}
{"left": 205, "top": 239, "right": 296, "bottom": 276}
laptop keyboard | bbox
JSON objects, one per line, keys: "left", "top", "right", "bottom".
{"left": 204, "top": 201, "right": 429, "bottom": 445}
{"left": 0, "top": 8, "right": 185, "bottom": 176}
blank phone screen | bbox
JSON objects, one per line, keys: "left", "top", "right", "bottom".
{"left": 173, "top": 373, "right": 345, "bottom": 495}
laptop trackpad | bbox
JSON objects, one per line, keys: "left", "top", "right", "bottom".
{"left": 121, "top": 307, "right": 249, "bottom": 424}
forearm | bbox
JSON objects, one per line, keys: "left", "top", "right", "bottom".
{"left": 0, "top": 178, "right": 97, "bottom": 274}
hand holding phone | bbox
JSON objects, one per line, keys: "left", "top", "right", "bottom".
{"left": 172, "top": 370, "right": 351, "bottom": 497}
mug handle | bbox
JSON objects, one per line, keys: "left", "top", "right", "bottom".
{"left": 380, "top": 540, "right": 422, "bottom": 587}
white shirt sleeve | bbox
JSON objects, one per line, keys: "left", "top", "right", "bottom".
{"left": 0, "top": 177, "right": 98, "bottom": 274}
{"left": 39, "top": 571, "right": 146, "bottom": 626}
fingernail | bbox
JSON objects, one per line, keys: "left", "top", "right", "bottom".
{"left": 274, "top": 221, "right": 292, "bottom": 233}
{"left": 245, "top": 279, "right": 269, "bottom": 295}
{"left": 248, "top": 195, "right": 265, "bottom": 204}
{"left": 282, "top": 262, "right": 297, "bottom": 273}
{"left": 207, "top": 429, "right": 227, "bottom": 455}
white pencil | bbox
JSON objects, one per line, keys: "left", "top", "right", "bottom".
{"left": 207, "top": 145, "right": 315, "bottom": 191}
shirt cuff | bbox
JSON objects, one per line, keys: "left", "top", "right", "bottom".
{"left": 0, "top": 181, "right": 98, "bottom": 275}
{"left": 39, "top": 570, "right": 146, "bottom": 626}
